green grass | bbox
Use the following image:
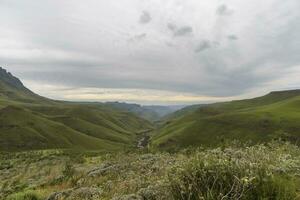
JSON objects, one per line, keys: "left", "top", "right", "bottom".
{"left": 6, "top": 190, "right": 46, "bottom": 200}
{"left": 0, "top": 105, "right": 127, "bottom": 151}
{"left": 152, "top": 90, "right": 300, "bottom": 151}
{"left": 0, "top": 103, "right": 153, "bottom": 151}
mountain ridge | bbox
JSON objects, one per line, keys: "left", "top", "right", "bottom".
{"left": 0, "top": 68, "right": 153, "bottom": 151}
{"left": 105, "top": 101, "right": 184, "bottom": 121}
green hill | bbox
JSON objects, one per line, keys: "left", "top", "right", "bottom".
{"left": 0, "top": 67, "right": 152, "bottom": 151}
{"left": 0, "top": 106, "right": 124, "bottom": 151}
{"left": 151, "top": 90, "right": 300, "bottom": 150}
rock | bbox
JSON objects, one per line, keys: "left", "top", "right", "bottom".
{"left": 87, "top": 163, "right": 118, "bottom": 177}
{"left": 138, "top": 186, "right": 161, "bottom": 200}
{"left": 46, "top": 187, "right": 102, "bottom": 200}
{"left": 68, "top": 187, "right": 102, "bottom": 199}
{"left": 112, "top": 194, "right": 143, "bottom": 200}
{"left": 138, "top": 185, "right": 171, "bottom": 200}
{"left": 46, "top": 189, "right": 72, "bottom": 200}
{"left": 46, "top": 192, "right": 62, "bottom": 200}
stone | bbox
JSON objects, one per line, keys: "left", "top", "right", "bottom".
{"left": 112, "top": 194, "right": 143, "bottom": 200}
{"left": 87, "top": 163, "right": 118, "bottom": 177}
{"left": 46, "top": 187, "right": 102, "bottom": 200}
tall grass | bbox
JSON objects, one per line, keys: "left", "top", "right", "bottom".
{"left": 169, "top": 142, "right": 300, "bottom": 200}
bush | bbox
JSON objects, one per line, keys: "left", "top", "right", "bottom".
{"left": 62, "top": 162, "right": 75, "bottom": 179}
{"left": 169, "top": 143, "right": 299, "bottom": 200}
{"left": 6, "top": 190, "right": 41, "bottom": 200}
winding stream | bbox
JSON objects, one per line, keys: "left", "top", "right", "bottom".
{"left": 137, "top": 129, "right": 152, "bottom": 148}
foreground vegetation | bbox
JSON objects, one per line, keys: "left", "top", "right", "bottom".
{"left": 1, "top": 141, "right": 299, "bottom": 200}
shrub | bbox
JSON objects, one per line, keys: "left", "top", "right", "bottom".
{"left": 169, "top": 143, "right": 299, "bottom": 200}
{"left": 6, "top": 190, "right": 41, "bottom": 200}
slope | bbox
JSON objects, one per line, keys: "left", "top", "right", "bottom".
{"left": 152, "top": 90, "right": 300, "bottom": 150}
{"left": 0, "top": 67, "right": 153, "bottom": 151}
{"left": 0, "top": 106, "right": 122, "bottom": 151}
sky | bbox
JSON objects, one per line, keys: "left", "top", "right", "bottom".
{"left": 0, "top": 0, "right": 299, "bottom": 105}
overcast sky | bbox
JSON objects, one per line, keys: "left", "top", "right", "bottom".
{"left": 0, "top": 0, "right": 299, "bottom": 105}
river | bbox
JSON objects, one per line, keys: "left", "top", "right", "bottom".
{"left": 137, "top": 129, "right": 152, "bottom": 148}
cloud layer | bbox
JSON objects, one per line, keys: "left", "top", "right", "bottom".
{"left": 0, "top": 0, "right": 299, "bottom": 104}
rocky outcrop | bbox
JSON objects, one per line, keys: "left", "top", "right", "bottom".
{"left": 112, "top": 194, "right": 143, "bottom": 200}
{"left": 46, "top": 187, "right": 102, "bottom": 200}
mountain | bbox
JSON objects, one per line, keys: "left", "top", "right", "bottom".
{"left": 105, "top": 102, "right": 184, "bottom": 121}
{"left": 151, "top": 90, "right": 300, "bottom": 151}
{"left": 0, "top": 67, "right": 52, "bottom": 105}
{"left": 0, "top": 67, "right": 152, "bottom": 151}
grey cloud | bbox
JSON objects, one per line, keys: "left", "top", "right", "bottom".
{"left": 134, "top": 33, "right": 147, "bottom": 40}
{"left": 128, "top": 33, "right": 147, "bottom": 42}
{"left": 194, "top": 40, "right": 212, "bottom": 53}
{"left": 167, "top": 23, "right": 176, "bottom": 31}
{"left": 165, "top": 42, "right": 175, "bottom": 47}
{"left": 227, "top": 35, "right": 238, "bottom": 40}
{"left": 175, "top": 26, "right": 193, "bottom": 36}
{"left": 216, "top": 4, "right": 234, "bottom": 16}
{"left": 167, "top": 23, "right": 193, "bottom": 37}
{"left": 139, "top": 11, "right": 152, "bottom": 24}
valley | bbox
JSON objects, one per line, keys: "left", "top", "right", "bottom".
{"left": 0, "top": 67, "right": 154, "bottom": 152}
{"left": 0, "top": 67, "right": 300, "bottom": 199}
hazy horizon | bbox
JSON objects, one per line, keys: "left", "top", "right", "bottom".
{"left": 1, "top": 0, "right": 299, "bottom": 104}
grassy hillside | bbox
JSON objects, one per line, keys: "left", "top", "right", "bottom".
{"left": 151, "top": 90, "right": 300, "bottom": 150}
{"left": 0, "top": 68, "right": 152, "bottom": 151}
{"left": 0, "top": 106, "right": 124, "bottom": 151}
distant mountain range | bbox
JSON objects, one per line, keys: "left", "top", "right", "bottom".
{"left": 105, "top": 102, "right": 185, "bottom": 122}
